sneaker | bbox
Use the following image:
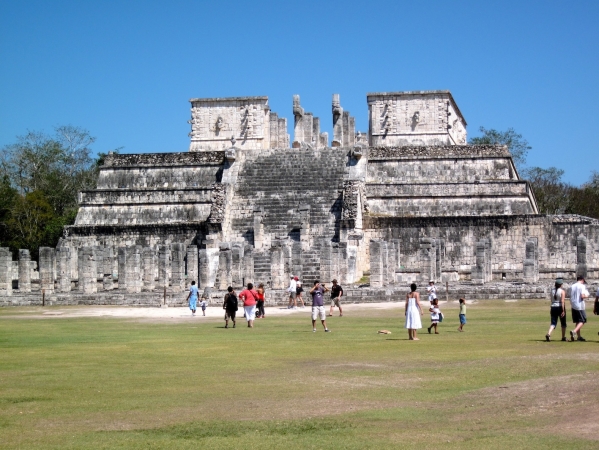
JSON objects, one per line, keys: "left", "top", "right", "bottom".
{"left": 225, "top": 325, "right": 228, "bottom": 329}
{"left": 570, "top": 330, "right": 576, "bottom": 341}
{"left": 577, "top": 336, "right": 586, "bottom": 342}
{"left": 428, "top": 327, "right": 432, "bottom": 334}
{"left": 325, "top": 329, "right": 331, "bottom": 333}
{"left": 313, "top": 328, "right": 316, "bottom": 332}
{"left": 545, "top": 334, "right": 550, "bottom": 342}
{"left": 561, "top": 337, "right": 567, "bottom": 341}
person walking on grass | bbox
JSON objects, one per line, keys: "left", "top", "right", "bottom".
{"left": 287, "top": 276, "right": 298, "bottom": 309}
{"left": 458, "top": 298, "right": 467, "bottom": 332}
{"left": 310, "top": 280, "right": 331, "bottom": 332}
{"left": 296, "top": 280, "right": 305, "bottom": 308}
{"left": 256, "top": 283, "right": 266, "bottom": 318}
{"left": 405, "top": 283, "right": 423, "bottom": 340}
{"left": 427, "top": 298, "right": 441, "bottom": 334}
{"left": 200, "top": 297, "right": 207, "bottom": 316}
{"left": 239, "top": 283, "right": 259, "bottom": 328}
{"left": 223, "top": 286, "right": 238, "bottom": 328}
{"left": 569, "top": 276, "right": 589, "bottom": 341}
{"left": 546, "top": 278, "right": 567, "bottom": 342}
{"left": 329, "top": 279, "right": 343, "bottom": 317}
{"left": 187, "top": 280, "right": 199, "bottom": 316}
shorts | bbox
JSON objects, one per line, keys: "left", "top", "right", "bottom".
{"left": 572, "top": 309, "right": 587, "bottom": 324}
{"left": 430, "top": 319, "right": 439, "bottom": 324}
{"left": 244, "top": 305, "right": 256, "bottom": 321}
{"left": 225, "top": 310, "right": 236, "bottom": 320}
{"left": 331, "top": 297, "right": 341, "bottom": 307}
{"left": 550, "top": 306, "right": 567, "bottom": 328}
{"left": 312, "top": 305, "right": 326, "bottom": 321}
{"left": 459, "top": 314, "right": 467, "bottom": 325}
{"left": 289, "top": 292, "right": 297, "bottom": 299}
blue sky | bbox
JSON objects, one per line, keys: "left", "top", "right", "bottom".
{"left": 1, "top": 0, "right": 597, "bottom": 185}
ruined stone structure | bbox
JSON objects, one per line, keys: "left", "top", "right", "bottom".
{"left": 1, "top": 90, "right": 598, "bottom": 306}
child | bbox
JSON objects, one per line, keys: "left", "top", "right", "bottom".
{"left": 458, "top": 298, "right": 467, "bottom": 332}
{"left": 200, "top": 297, "right": 207, "bottom": 316}
{"left": 427, "top": 280, "right": 437, "bottom": 304}
{"left": 427, "top": 298, "right": 441, "bottom": 334}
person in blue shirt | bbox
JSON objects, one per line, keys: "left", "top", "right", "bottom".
{"left": 187, "top": 281, "right": 199, "bottom": 316}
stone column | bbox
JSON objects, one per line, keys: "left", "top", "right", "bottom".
{"left": 418, "top": 238, "right": 436, "bottom": 283}
{"left": 103, "top": 247, "right": 114, "bottom": 290}
{"left": 253, "top": 207, "right": 264, "bottom": 250}
{"left": 39, "top": 247, "right": 55, "bottom": 294}
{"left": 370, "top": 239, "right": 383, "bottom": 288}
{"left": 270, "top": 241, "right": 285, "bottom": 289}
{"left": 158, "top": 245, "right": 170, "bottom": 288}
{"left": 125, "top": 246, "right": 142, "bottom": 293}
{"left": 346, "top": 245, "right": 358, "bottom": 285}
{"left": 381, "top": 241, "right": 389, "bottom": 286}
{"left": 142, "top": 247, "right": 156, "bottom": 291}
{"left": 338, "top": 242, "right": 348, "bottom": 285}
{"left": 390, "top": 239, "right": 401, "bottom": 283}
{"left": 186, "top": 245, "right": 198, "bottom": 288}
{"left": 283, "top": 242, "right": 293, "bottom": 279}
{"left": 243, "top": 244, "right": 254, "bottom": 286}
{"left": 18, "top": 249, "right": 31, "bottom": 292}
{"left": 292, "top": 242, "right": 302, "bottom": 281}
{"left": 94, "top": 246, "right": 104, "bottom": 282}
{"left": 332, "top": 94, "right": 344, "bottom": 147}
{"left": 576, "top": 235, "right": 587, "bottom": 279}
{"left": 56, "top": 247, "right": 72, "bottom": 292}
{"left": 472, "top": 240, "right": 487, "bottom": 284}
{"left": 118, "top": 247, "right": 127, "bottom": 290}
{"left": 231, "top": 243, "right": 244, "bottom": 289}
{"left": 319, "top": 239, "right": 332, "bottom": 284}
{"left": 199, "top": 248, "right": 209, "bottom": 288}
{"left": 171, "top": 243, "right": 185, "bottom": 293}
{"left": 0, "top": 248, "right": 13, "bottom": 296}
{"left": 523, "top": 238, "right": 539, "bottom": 282}
{"left": 78, "top": 247, "right": 97, "bottom": 294}
{"left": 217, "top": 243, "right": 232, "bottom": 291}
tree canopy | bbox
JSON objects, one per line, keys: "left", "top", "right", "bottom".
{"left": 469, "top": 126, "right": 531, "bottom": 170}
{"left": 0, "top": 126, "right": 108, "bottom": 259}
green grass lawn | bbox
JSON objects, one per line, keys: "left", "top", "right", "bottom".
{"left": 1, "top": 300, "right": 598, "bottom": 449}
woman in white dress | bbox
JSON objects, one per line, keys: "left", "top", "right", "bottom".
{"left": 405, "top": 283, "right": 423, "bottom": 340}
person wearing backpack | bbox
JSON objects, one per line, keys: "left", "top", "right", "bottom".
{"left": 223, "top": 286, "right": 238, "bottom": 329}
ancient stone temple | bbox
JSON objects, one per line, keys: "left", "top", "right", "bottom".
{"left": 1, "top": 90, "right": 597, "bottom": 306}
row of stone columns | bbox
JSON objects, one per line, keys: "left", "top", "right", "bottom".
{"left": 369, "top": 239, "right": 401, "bottom": 287}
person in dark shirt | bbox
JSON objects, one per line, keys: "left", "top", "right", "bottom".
{"left": 310, "top": 280, "right": 331, "bottom": 333}
{"left": 329, "top": 279, "right": 343, "bottom": 317}
{"left": 222, "top": 286, "right": 238, "bottom": 329}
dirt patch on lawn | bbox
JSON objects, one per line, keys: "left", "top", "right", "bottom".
{"left": 456, "top": 372, "right": 599, "bottom": 440}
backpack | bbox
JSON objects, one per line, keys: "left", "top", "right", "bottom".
{"left": 226, "top": 293, "right": 238, "bottom": 311}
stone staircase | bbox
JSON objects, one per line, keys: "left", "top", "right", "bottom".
{"left": 229, "top": 148, "right": 348, "bottom": 243}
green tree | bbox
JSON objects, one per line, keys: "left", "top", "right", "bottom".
{"left": 469, "top": 127, "right": 531, "bottom": 170}
{"left": 522, "top": 167, "right": 571, "bottom": 214}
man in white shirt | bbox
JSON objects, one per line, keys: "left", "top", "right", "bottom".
{"left": 569, "top": 276, "right": 589, "bottom": 341}
{"left": 287, "top": 276, "right": 298, "bottom": 309}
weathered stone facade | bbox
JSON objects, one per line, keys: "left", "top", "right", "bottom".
{"left": 1, "top": 90, "right": 597, "bottom": 305}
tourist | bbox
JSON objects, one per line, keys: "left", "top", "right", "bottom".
{"left": 310, "top": 280, "right": 331, "bottom": 332}
{"left": 239, "top": 282, "right": 259, "bottom": 328}
{"left": 458, "top": 298, "right": 467, "bottom": 332}
{"left": 427, "top": 298, "right": 441, "bottom": 334}
{"left": 187, "top": 280, "right": 199, "bottom": 316}
{"left": 546, "top": 278, "right": 567, "bottom": 342}
{"left": 287, "top": 276, "right": 298, "bottom": 309}
{"left": 200, "top": 297, "right": 207, "bottom": 316}
{"left": 569, "top": 276, "right": 589, "bottom": 341}
{"left": 595, "top": 286, "right": 599, "bottom": 337}
{"left": 329, "top": 279, "right": 343, "bottom": 317}
{"left": 405, "top": 283, "right": 423, "bottom": 340}
{"left": 427, "top": 280, "right": 437, "bottom": 304}
{"left": 296, "top": 280, "right": 305, "bottom": 308}
{"left": 256, "top": 283, "right": 266, "bottom": 318}
{"left": 223, "top": 286, "right": 238, "bottom": 329}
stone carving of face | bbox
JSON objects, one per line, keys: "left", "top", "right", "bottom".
{"left": 215, "top": 117, "right": 224, "bottom": 131}
{"left": 412, "top": 111, "right": 420, "bottom": 124}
